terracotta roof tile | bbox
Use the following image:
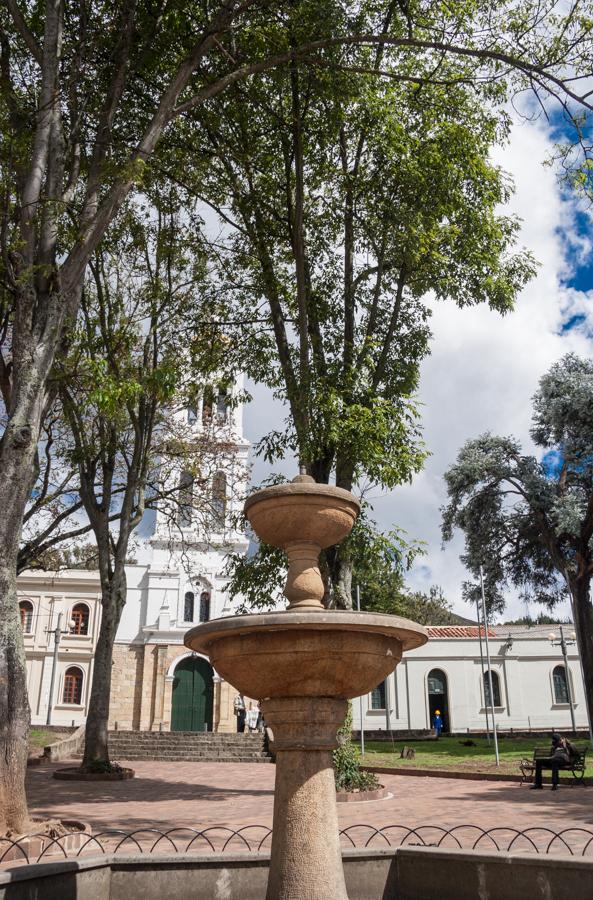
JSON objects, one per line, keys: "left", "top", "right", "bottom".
{"left": 426, "top": 625, "right": 497, "bottom": 638}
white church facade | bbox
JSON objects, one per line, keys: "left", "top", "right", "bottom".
{"left": 16, "top": 376, "right": 589, "bottom": 737}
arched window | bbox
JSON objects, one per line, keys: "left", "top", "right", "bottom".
{"left": 187, "top": 403, "right": 197, "bottom": 424}
{"left": 199, "top": 591, "right": 211, "bottom": 623}
{"left": 212, "top": 471, "right": 227, "bottom": 531}
{"left": 371, "top": 681, "right": 386, "bottom": 710}
{"left": 427, "top": 670, "right": 446, "bottom": 695}
{"left": 483, "top": 670, "right": 501, "bottom": 707}
{"left": 216, "top": 385, "right": 228, "bottom": 421}
{"left": 62, "top": 667, "right": 83, "bottom": 705}
{"left": 184, "top": 591, "right": 195, "bottom": 622}
{"left": 70, "top": 603, "right": 89, "bottom": 635}
{"left": 202, "top": 385, "right": 214, "bottom": 424}
{"left": 553, "top": 665, "right": 569, "bottom": 704}
{"left": 19, "top": 600, "right": 33, "bottom": 634}
{"left": 178, "top": 471, "right": 194, "bottom": 527}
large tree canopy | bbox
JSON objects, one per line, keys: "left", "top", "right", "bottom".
{"left": 0, "top": 0, "right": 592, "bottom": 835}
{"left": 185, "top": 33, "right": 537, "bottom": 606}
{"left": 442, "top": 354, "right": 593, "bottom": 732}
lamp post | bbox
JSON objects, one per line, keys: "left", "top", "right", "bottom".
{"left": 549, "top": 626, "right": 577, "bottom": 734}
{"left": 45, "top": 612, "right": 75, "bottom": 725}
{"left": 355, "top": 584, "right": 365, "bottom": 757}
{"left": 479, "top": 566, "right": 499, "bottom": 766}
{"left": 475, "top": 596, "right": 491, "bottom": 743}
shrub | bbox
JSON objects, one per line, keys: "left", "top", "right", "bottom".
{"left": 333, "top": 703, "right": 380, "bottom": 792}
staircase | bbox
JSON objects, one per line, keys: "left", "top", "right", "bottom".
{"left": 106, "top": 730, "right": 273, "bottom": 763}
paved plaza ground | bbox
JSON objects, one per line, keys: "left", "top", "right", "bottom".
{"left": 26, "top": 759, "right": 593, "bottom": 841}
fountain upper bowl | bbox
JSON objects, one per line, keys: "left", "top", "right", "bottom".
{"left": 185, "top": 610, "right": 428, "bottom": 700}
{"left": 244, "top": 482, "right": 360, "bottom": 550}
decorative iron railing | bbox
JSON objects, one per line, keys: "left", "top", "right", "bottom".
{"left": 3, "top": 823, "right": 593, "bottom": 867}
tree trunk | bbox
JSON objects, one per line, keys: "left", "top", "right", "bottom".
{"left": 332, "top": 553, "right": 353, "bottom": 610}
{"left": 0, "top": 355, "right": 52, "bottom": 833}
{"left": 570, "top": 576, "right": 593, "bottom": 738}
{"left": 0, "top": 558, "right": 30, "bottom": 835}
{"left": 310, "top": 457, "right": 355, "bottom": 609}
{"left": 331, "top": 462, "right": 355, "bottom": 609}
{"left": 81, "top": 568, "right": 127, "bottom": 768}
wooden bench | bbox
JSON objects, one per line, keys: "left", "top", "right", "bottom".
{"left": 520, "top": 746, "right": 588, "bottom": 785}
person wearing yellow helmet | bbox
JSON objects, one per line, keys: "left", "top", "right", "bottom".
{"left": 432, "top": 709, "right": 443, "bottom": 738}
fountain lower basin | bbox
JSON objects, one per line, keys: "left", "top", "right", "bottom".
{"left": 185, "top": 610, "right": 426, "bottom": 700}
{"left": 185, "top": 610, "right": 427, "bottom": 900}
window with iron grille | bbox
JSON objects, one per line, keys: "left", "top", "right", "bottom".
{"left": 19, "top": 601, "right": 33, "bottom": 633}
{"left": 212, "top": 472, "right": 227, "bottom": 531}
{"left": 70, "top": 603, "right": 89, "bottom": 635}
{"left": 553, "top": 665, "right": 569, "bottom": 704}
{"left": 184, "top": 591, "right": 195, "bottom": 622}
{"left": 199, "top": 591, "right": 211, "bottom": 623}
{"left": 483, "top": 670, "right": 501, "bottom": 707}
{"left": 62, "top": 667, "right": 83, "bottom": 704}
{"left": 178, "top": 471, "right": 194, "bottom": 527}
{"left": 371, "top": 681, "right": 386, "bottom": 710}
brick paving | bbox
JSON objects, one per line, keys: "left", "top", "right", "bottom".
{"left": 26, "top": 759, "right": 593, "bottom": 841}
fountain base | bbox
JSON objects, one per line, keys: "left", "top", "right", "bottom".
{"left": 264, "top": 697, "right": 348, "bottom": 900}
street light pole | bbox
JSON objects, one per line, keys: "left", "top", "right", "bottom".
{"left": 355, "top": 584, "right": 365, "bottom": 758}
{"left": 549, "top": 626, "right": 577, "bottom": 734}
{"left": 475, "top": 596, "right": 491, "bottom": 743}
{"left": 45, "top": 612, "right": 73, "bottom": 725}
{"left": 479, "top": 566, "right": 500, "bottom": 766}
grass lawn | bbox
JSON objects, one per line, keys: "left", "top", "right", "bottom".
{"left": 359, "top": 735, "right": 593, "bottom": 779}
{"left": 28, "top": 728, "right": 69, "bottom": 750}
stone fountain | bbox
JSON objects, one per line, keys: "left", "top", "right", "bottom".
{"left": 185, "top": 475, "right": 427, "bottom": 899}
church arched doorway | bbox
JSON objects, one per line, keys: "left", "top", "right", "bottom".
{"left": 427, "top": 668, "right": 450, "bottom": 733}
{"left": 171, "top": 655, "right": 214, "bottom": 732}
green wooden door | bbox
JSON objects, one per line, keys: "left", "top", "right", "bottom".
{"left": 171, "top": 656, "right": 214, "bottom": 731}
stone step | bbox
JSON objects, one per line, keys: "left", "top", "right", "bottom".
{"left": 108, "top": 732, "right": 263, "bottom": 740}
{"left": 108, "top": 744, "right": 265, "bottom": 751}
{"left": 111, "top": 750, "right": 270, "bottom": 758}
{"left": 104, "top": 729, "right": 273, "bottom": 763}
{"left": 109, "top": 738, "right": 264, "bottom": 750}
{"left": 108, "top": 733, "right": 264, "bottom": 739}
{"left": 74, "top": 753, "right": 272, "bottom": 763}
{"left": 108, "top": 739, "right": 265, "bottom": 746}
{"left": 108, "top": 745, "right": 266, "bottom": 751}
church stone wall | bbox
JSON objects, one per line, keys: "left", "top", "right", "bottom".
{"left": 109, "top": 645, "right": 144, "bottom": 730}
{"left": 109, "top": 642, "right": 256, "bottom": 734}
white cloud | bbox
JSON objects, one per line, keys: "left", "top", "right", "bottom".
{"left": 244, "top": 115, "right": 593, "bottom": 623}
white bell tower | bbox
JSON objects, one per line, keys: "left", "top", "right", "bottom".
{"left": 148, "top": 372, "right": 250, "bottom": 628}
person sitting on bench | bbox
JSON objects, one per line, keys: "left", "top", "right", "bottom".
{"left": 531, "top": 733, "right": 575, "bottom": 791}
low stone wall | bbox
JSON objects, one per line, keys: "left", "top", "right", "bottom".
{"left": 362, "top": 764, "right": 593, "bottom": 785}
{"left": 42, "top": 724, "right": 85, "bottom": 763}
{"left": 2, "top": 846, "right": 592, "bottom": 900}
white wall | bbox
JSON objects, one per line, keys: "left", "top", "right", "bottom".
{"left": 352, "top": 632, "right": 588, "bottom": 734}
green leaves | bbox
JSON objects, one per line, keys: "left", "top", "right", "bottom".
{"left": 442, "top": 355, "right": 593, "bottom": 616}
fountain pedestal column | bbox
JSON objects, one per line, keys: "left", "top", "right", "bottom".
{"left": 264, "top": 697, "right": 348, "bottom": 900}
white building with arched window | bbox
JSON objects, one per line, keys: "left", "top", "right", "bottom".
{"left": 352, "top": 625, "right": 589, "bottom": 736}
{"left": 19, "top": 375, "right": 250, "bottom": 732}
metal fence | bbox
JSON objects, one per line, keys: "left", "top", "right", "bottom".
{"left": 4, "top": 823, "right": 593, "bottom": 867}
